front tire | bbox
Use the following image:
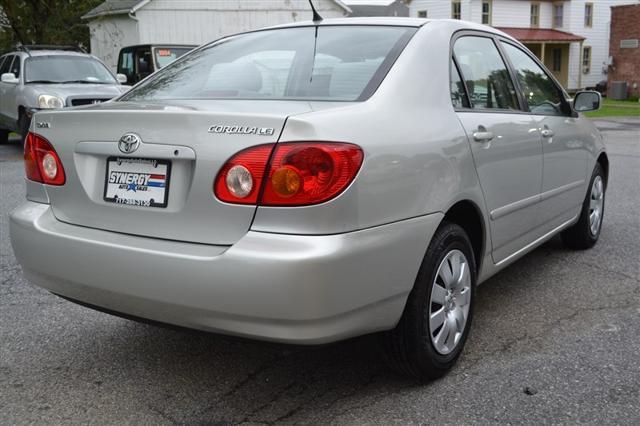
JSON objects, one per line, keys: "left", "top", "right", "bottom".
{"left": 382, "top": 222, "right": 476, "bottom": 381}
{"left": 18, "top": 112, "right": 30, "bottom": 144}
{"left": 561, "top": 163, "right": 605, "bottom": 250}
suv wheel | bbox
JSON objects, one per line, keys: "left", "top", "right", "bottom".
{"left": 561, "top": 163, "right": 606, "bottom": 249}
{"left": 18, "top": 112, "right": 31, "bottom": 143}
{"left": 382, "top": 221, "right": 476, "bottom": 381}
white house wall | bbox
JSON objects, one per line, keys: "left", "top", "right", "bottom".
{"left": 89, "top": 16, "right": 140, "bottom": 71}
{"left": 565, "top": 0, "right": 639, "bottom": 88}
{"left": 408, "top": 0, "right": 451, "bottom": 18}
{"left": 135, "top": 0, "right": 348, "bottom": 45}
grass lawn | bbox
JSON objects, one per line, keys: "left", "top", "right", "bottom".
{"left": 585, "top": 98, "right": 640, "bottom": 118}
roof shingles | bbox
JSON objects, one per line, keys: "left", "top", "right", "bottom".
{"left": 496, "top": 27, "right": 585, "bottom": 42}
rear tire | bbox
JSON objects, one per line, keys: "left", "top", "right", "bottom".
{"left": 382, "top": 221, "right": 476, "bottom": 381}
{"left": 0, "top": 129, "right": 9, "bottom": 144}
{"left": 561, "top": 163, "right": 605, "bottom": 250}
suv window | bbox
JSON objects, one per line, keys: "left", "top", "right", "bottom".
{"left": 453, "top": 36, "right": 519, "bottom": 111}
{"left": 9, "top": 55, "right": 21, "bottom": 78}
{"left": 118, "top": 49, "right": 134, "bottom": 78}
{"left": 500, "top": 42, "right": 567, "bottom": 116}
{"left": 0, "top": 55, "right": 13, "bottom": 75}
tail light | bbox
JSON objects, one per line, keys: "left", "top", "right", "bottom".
{"left": 214, "top": 144, "right": 274, "bottom": 205}
{"left": 214, "top": 142, "right": 363, "bottom": 206}
{"left": 24, "top": 132, "right": 66, "bottom": 186}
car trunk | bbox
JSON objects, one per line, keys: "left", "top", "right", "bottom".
{"left": 39, "top": 100, "right": 313, "bottom": 245}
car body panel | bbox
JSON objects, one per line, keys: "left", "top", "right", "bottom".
{"left": 10, "top": 201, "right": 442, "bottom": 344}
{"left": 33, "top": 100, "right": 315, "bottom": 245}
{"left": 9, "top": 19, "right": 607, "bottom": 344}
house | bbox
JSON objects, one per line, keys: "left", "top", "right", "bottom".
{"left": 608, "top": 3, "right": 640, "bottom": 98}
{"left": 406, "top": 0, "right": 640, "bottom": 91}
{"left": 346, "top": 0, "right": 409, "bottom": 17}
{"left": 82, "top": 0, "right": 352, "bottom": 71}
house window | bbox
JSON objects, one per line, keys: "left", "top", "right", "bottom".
{"left": 530, "top": 3, "right": 540, "bottom": 28}
{"left": 418, "top": 10, "right": 427, "bottom": 18}
{"left": 482, "top": 1, "right": 492, "bottom": 25}
{"left": 553, "top": 3, "right": 564, "bottom": 28}
{"left": 583, "top": 46, "right": 592, "bottom": 74}
{"left": 452, "top": 1, "right": 461, "bottom": 20}
{"left": 585, "top": 3, "right": 593, "bottom": 27}
{"left": 552, "top": 48, "right": 562, "bottom": 72}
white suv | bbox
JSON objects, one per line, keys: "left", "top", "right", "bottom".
{"left": 0, "top": 46, "right": 129, "bottom": 143}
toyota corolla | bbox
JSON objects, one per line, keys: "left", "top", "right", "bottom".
{"left": 10, "top": 18, "right": 607, "bottom": 380}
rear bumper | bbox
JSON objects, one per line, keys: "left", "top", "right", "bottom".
{"left": 10, "top": 202, "right": 442, "bottom": 344}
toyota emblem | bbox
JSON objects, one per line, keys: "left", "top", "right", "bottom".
{"left": 118, "top": 133, "right": 141, "bottom": 154}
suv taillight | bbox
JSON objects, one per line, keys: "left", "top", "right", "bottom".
{"left": 24, "top": 132, "right": 66, "bottom": 186}
{"left": 214, "top": 142, "right": 363, "bottom": 206}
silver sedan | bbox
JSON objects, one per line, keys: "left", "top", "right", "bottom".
{"left": 10, "top": 18, "right": 606, "bottom": 380}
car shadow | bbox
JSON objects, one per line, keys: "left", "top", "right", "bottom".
{"left": 37, "top": 236, "right": 576, "bottom": 423}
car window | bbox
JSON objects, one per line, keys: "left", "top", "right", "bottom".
{"left": 450, "top": 59, "right": 470, "bottom": 108}
{"left": 121, "top": 26, "right": 416, "bottom": 102}
{"left": 500, "top": 42, "right": 567, "bottom": 116}
{"left": 0, "top": 55, "right": 14, "bottom": 75}
{"left": 453, "top": 36, "right": 519, "bottom": 111}
{"left": 153, "top": 47, "right": 193, "bottom": 69}
{"left": 25, "top": 55, "right": 116, "bottom": 84}
{"left": 9, "top": 55, "right": 21, "bottom": 78}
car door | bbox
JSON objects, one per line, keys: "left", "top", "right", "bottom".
{"left": 500, "top": 41, "right": 589, "bottom": 227}
{"left": 0, "top": 55, "right": 17, "bottom": 127}
{"left": 452, "top": 34, "right": 544, "bottom": 264}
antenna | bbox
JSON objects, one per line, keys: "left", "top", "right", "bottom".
{"left": 309, "top": 0, "right": 323, "bottom": 22}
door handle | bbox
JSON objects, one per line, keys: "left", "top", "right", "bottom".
{"left": 473, "top": 131, "right": 494, "bottom": 142}
{"left": 541, "top": 128, "right": 555, "bottom": 138}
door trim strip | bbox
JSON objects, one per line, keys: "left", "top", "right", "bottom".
{"left": 490, "top": 179, "right": 585, "bottom": 220}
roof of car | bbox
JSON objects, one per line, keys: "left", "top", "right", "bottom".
{"left": 256, "top": 18, "right": 517, "bottom": 42}
{"left": 265, "top": 16, "right": 428, "bottom": 29}
{"left": 4, "top": 50, "right": 92, "bottom": 58}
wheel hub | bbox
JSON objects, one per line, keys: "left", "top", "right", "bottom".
{"left": 429, "top": 249, "right": 472, "bottom": 355}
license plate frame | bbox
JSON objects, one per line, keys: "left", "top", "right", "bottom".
{"left": 103, "top": 157, "right": 172, "bottom": 208}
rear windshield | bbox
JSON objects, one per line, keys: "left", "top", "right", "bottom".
{"left": 25, "top": 56, "right": 116, "bottom": 84}
{"left": 153, "top": 47, "right": 193, "bottom": 69}
{"left": 121, "top": 26, "right": 416, "bottom": 102}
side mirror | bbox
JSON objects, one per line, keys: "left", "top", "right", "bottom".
{"left": 573, "top": 91, "right": 601, "bottom": 112}
{"left": 1, "top": 72, "right": 19, "bottom": 84}
{"left": 116, "top": 73, "right": 128, "bottom": 84}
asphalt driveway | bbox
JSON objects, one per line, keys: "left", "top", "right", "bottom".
{"left": 1, "top": 118, "right": 639, "bottom": 424}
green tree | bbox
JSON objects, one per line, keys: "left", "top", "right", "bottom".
{"left": 0, "top": 0, "right": 102, "bottom": 52}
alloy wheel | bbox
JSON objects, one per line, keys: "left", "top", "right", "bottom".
{"left": 589, "top": 176, "right": 604, "bottom": 236}
{"left": 429, "top": 249, "right": 472, "bottom": 355}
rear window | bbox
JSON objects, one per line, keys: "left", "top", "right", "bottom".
{"left": 121, "top": 26, "right": 416, "bottom": 102}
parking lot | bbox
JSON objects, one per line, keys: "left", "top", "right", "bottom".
{"left": 1, "top": 118, "right": 639, "bottom": 424}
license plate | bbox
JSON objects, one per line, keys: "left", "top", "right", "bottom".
{"left": 103, "top": 157, "right": 171, "bottom": 208}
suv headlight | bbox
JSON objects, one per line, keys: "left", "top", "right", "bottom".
{"left": 38, "top": 95, "right": 65, "bottom": 109}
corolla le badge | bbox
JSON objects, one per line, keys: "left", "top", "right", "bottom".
{"left": 208, "top": 125, "right": 275, "bottom": 136}
{"left": 118, "top": 133, "right": 141, "bottom": 154}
